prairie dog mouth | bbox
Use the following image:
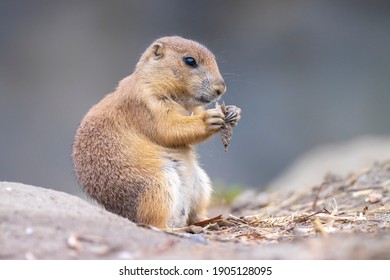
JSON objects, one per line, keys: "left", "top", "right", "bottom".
{"left": 194, "top": 93, "right": 220, "bottom": 104}
{"left": 195, "top": 95, "right": 212, "bottom": 104}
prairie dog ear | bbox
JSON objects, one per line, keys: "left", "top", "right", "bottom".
{"left": 152, "top": 42, "right": 164, "bottom": 59}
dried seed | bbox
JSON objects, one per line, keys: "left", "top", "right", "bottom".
{"left": 216, "top": 102, "right": 233, "bottom": 152}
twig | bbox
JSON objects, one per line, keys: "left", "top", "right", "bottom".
{"left": 312, "top": 182, "right": 327, "bottom": 210}
{"left": 192, "top": 214, "right": 223, "bottom": 227}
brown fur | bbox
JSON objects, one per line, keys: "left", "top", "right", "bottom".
{"left": 72, "top": 36, "right": 240, "bottom": 227}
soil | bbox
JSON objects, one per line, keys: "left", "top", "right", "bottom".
{"left": 1, "top": 160, "right": 389, "bottom": 259}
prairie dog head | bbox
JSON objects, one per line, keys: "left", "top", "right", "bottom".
{"left": 136, "top": 36, "right": 226, "bottom": 108}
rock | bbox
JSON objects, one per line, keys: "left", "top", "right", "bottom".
{"left": 0, "top": 182, "right": 220, "bottom": 259}
{"left": 269, "top": 135, "right": 390, "bottom": 190}
{"left": 367, "top": 192, "right": 383, "bottom": 204}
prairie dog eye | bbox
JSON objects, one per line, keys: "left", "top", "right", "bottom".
{"left": 183, "top": 57, "right": 198, "bottom": 68}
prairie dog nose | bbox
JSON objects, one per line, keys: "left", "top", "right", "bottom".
{"left": 213, "top": 79, "right": 226, "bottom": 96}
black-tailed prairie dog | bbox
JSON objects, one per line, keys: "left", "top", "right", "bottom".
{"left": 72, "top": 36, "right": 241, "bottom": 228}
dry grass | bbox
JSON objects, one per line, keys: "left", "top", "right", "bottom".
{"left": 175, "top": 160, "right": 390, "bottom": 244}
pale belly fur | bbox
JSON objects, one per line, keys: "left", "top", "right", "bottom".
{"left": 162, "top": 156, "right": 211, "bottom": 228}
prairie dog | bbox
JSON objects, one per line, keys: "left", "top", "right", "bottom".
{"left": 72, "top": 36, "right": 241, "bottom": 228}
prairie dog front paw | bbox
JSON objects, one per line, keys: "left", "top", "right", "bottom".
{"left": 204, "top": 108, "right": 225, "bottom": 131}
{"left": 224, "top": 105, "right": 241, "bottom": 127}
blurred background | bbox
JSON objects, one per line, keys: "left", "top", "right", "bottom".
{"left": 1, "top": 0, "right": 390, "bottom": 197}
